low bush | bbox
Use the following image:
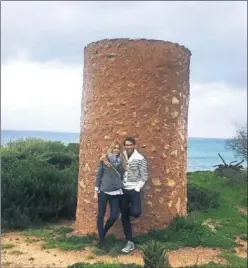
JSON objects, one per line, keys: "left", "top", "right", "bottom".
{"left": 39, "top": 152, "right": 76, "bottom": 169}
{"left": 4, "top": 138, "right": 68, "bottom": 156}
{"left": 1, "top": 138, "right": 78, "bottom": 231}
{"left": 187, "top": 183, "right": 220, "bottom": 213}
{"left": 67, "top": 143, "right": 79, "bottom": 155}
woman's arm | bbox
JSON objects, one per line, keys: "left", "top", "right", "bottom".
{"left": 95, "top": 161, "right": 103, "bottom": 190}
{"left": 100, "top": 154, "right": 111, "bottom": 167}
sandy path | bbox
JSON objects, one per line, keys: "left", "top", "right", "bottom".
{"left": 1, "top": 232, "right": 245, "bottom": 268}
{"left": 235, "top": 236, "right": 248, "bottom": 259}
{"left": 1, "top": 232, "right": 143, "bottom": 268}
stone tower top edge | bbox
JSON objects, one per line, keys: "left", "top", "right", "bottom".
{"left": 84, "top": 38, "right": 191, "bottom": 56}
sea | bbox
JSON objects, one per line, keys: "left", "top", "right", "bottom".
{"left": 1, "top": 130, "right": 246, "bottom": 172}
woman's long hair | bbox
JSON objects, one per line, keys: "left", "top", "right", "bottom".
{"left": 105, "top": 140, "right": 127, "bottom": 170}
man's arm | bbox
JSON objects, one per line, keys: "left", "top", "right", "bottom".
{"left": 135, "top": 158, "right": 148, "bottom": 192}
{"left": 118, "top": 162, "right": 126, "bottom": 178}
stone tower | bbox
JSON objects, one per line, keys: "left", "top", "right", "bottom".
{"left": 76, "top": 38, "right": 191, "bottom": 236}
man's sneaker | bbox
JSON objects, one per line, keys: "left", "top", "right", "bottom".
{"left": 121, "top": 241, "right": 135, "bottom": 253}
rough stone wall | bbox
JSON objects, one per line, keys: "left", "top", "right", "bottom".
{"left": 76, "top": 38, "right": 191, "bottom": 236}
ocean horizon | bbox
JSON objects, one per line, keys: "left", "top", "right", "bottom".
{"left": 1, "top": 129, "right": 245, "bottom": 172}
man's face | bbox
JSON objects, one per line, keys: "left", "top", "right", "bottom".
{"left": 124, "top": 141, "right": 135, "bottom": 156}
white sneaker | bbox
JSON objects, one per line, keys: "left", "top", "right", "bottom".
{"left": 121, "top": 241, "right": 135, "bottom": 253}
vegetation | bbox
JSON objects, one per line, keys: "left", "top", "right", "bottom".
{"left": 187, "top": 182, "right": 220, "bottom": 213}
{"left": 1, "top": 243, "right": 15, "bottom": 250}
{"left": 19, "top": 171, "right": 247, "bottom": 268}
{"left": 140, "top": 240, "right": 170, "bottom": 268}
{"left": 2, "top": 138, "right": 247, "bottom": 268}
{"left": 68, "top": 264, "right": 141, "bottom": 268}
{"left": 1, "top": 138, "right": 79, "bottom": 230}
{"left": 225, "top": 124, "right": 247, "bottom": 160}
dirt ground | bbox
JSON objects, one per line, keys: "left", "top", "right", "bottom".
{"left": 235, "top": 236, "right": 248, "bottom": 259}
{"left": 2, "top": 231, "right": 245, "bottom": 268}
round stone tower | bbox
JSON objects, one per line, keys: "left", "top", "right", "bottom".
{"left": 76, "top": 38, "right": 191, "bottom": 236}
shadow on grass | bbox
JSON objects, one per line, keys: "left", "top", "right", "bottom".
{"left": 21, "top": 216, "right": 237, "bottom": 256}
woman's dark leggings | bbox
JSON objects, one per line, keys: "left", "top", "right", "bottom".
{"left": 97, "top": 191, "right": 120, "bottom": 242}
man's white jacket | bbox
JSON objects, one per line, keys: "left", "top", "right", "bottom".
{"left": 123, "top": 149, "right": 148, "bottom": 191}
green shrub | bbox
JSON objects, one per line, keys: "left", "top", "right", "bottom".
{"left": 1, "top": 151, "right": 28, "bottom": 163}
{"left": 39, "top": 152, "right": 76, "bottom": 169}
{"left": 187, "top": 183, "right": 220, "bottom": 213}
{"left": 1, "top": 157, "right": 77, "bottom": 230}
{"left": 1, "top": 138, "right": 79, "bottom": 230}
{"left": 67, "top": 143, "right": 79, "bottom": 155}
{"left": 4, "top": 138, "right": 67, "bottom": 156}
{"left": 140, "top": 240, "right": 170, "bottom": 268}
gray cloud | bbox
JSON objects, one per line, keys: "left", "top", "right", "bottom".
{"left": 1, "top": 1, "right": 247, "bottom": 87}
{"left": 1, "top": 1, "right": 247, "bottom": 136}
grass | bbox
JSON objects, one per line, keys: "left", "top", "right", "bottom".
{"left": 68, "top": 253, "right": 247, "bottom": 268}
{"left": 187, "top": 172, "right": 247, "bottom": 240}
{"left": 22, "top": 225, "right": 98, "bottom": 251}
{"left": 68, "top": 264, "right": 142, "bottom": 268}
{"left": 139, "top": 218, "right": 236, "bottom": 250}
{"left": 131, "top": 172, "right": 247, "bottom": 252}
{"left": 219, "top": 252, "right": 247, "bottom": 267}
{"left": 184, "top": 252, "right": 247, "bottom": 268}
{"left": 22, "top": 224, "right": 127, "bottom": 253}
{"left": 24, "top": 237, "right": 40, "bottom": 243}
{"left": 22, "top": 227, "right": 56, "bottom": 237}
{"left": 1, "top": 243, "right": 15, "bottom": 250}
{"left": 19, "top": 171, "right": 247, "bottom": 266}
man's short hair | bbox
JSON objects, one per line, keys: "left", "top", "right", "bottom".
{"left": 123, "top": 136, "right": 136, "bottom": 145}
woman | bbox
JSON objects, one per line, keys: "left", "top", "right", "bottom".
{"left": 95, "top": 141, "right": 126, "bottom": 248}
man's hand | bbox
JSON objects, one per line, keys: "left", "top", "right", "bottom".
{"left": 100, "top": 154, "right": 111, "bottom": 167}
{"left": 94, "top": 191, "right": 98, "bottom": 199}
{"left": 134, "top": 186, "right": 141, "bottom": 192}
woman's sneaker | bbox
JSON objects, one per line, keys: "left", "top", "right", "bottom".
{"left": 121, "top": 241, "right": 135, "bottom": 253}
{"left": 98, "top": 240, "right": 107, "bottom": 250}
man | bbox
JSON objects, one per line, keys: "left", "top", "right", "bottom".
{"left": 119, "top": 136, "right": 148, "bottom": 253}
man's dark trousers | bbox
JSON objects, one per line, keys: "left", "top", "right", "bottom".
{"left": 119, "top": 189, "right": 141, "bottom": 241}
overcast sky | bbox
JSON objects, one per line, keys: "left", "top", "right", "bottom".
{"left": 1, "top": 1, "right": 247, "bottom": 138}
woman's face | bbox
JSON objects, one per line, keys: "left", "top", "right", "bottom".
{"left": 112, "top": 144, "right": 120, "bottom": 156}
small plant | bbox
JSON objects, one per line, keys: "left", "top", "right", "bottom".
{"left": 1, "top": 243, "right": 15, "bottom": 250}
{"left": 86, "top": 255, "right": 95, "bottom": 260}
{"left": 140, "top": 240, "right": 170, "bottom": 268}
